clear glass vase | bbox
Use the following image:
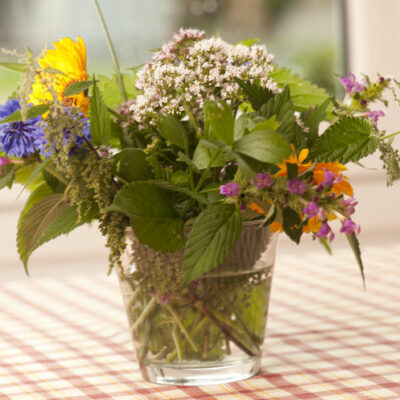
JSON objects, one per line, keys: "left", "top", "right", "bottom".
{"left": 118, "top": 222, "right": 278, "bottom": 386}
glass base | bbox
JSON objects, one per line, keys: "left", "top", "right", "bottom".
{"left": 140, "top": 356, "right": 261, "bottom": 386}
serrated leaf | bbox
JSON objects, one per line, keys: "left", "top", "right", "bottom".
{"left": 157, "top": 114, "right": 188, "bottom": 151}
{"left": 183, "top": 204, "right": 242, "bottom": 286}
{"left": 204, "top": 100, "right": 234, "bottom": 144}
{"left": 0, "top": 62, "right": 28, "bottom": 72}
{"left": 89, "top": 78, "right": 110, "bottom": 146}
{"left": 346, "top": 233, "right": 365, "bottom": 287}
{"left": 234, "top": 129, "right": 291, "bottom": 164}
{"left": 301, "top": 99, "right": 330, "bottom": 147}
{"left": 270, "top": 67, "right": 332, "bottom": 112}
{"left": 63, "top": 80, "right": 94, "bottom": 97}
{"left": 43, "top": 169, "right": 66, "bottom": 193}
{"left": 17, "top": 193, "right": 70, "bottom": 270}
{"left": 117, "top": 148, "right": 152, "bottom": 183}
{"left": 193, "top": 140, "right": 226, "bottom": 170}
{"left": 0, "top": 163, "right": 15, "bottom": 189}
{"left": 308, "top": 117, "right": 378, "bottom": 163}
{"left": 17, "top": 160, "right": 50, "bottom": 198}
{"left": 0, "top": 104, "right": 50, "bottom": 123}
{"left": 236, "top": 79, "right": 275, "bottom": 111}
{"left": 260, "top": 85, "right": 296, "bottom": 143}
{"left": 106, "top": 181, "right": 185, "bottom": 253}
{"left": 152, "top": 180, "right": 208, "bottom": 205}
{"left": 20, "top": 183, "right": 53, "bottom": 219}
{"left": 282, "top": 206, "right": 302, "bottom": 244}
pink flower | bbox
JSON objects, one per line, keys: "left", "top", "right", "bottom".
{"left": 220, "top": 182, "right": 240, "bottom": 197}
{"left": 0, "top": 156, "right": 10, "bottom": 173}
{"left": 340, "top": 219, "right": 361, "bottom": 235}
{"left": 286, "top": 178, "right": 307, "bottom": 195}
{"left": 316, "top": 222, "right": 335, "bottom": 242}
{"left": 256, "top": 173, "right": 272, "bottom": 189}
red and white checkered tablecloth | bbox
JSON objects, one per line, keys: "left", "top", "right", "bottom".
{"left": 1, "top": 244, "right": 400, "bottom": 400}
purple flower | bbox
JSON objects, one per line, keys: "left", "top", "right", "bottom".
{"left": 340, "top": 219, "right": 361, "bottom": 235}
{"left": 303, "top": 201, "right": 319, "bottom": 217}
{"left": 316, "top": 222, "right": 335, "bottom": 242}
{"left": 286, "top": 178, "right": 307, "bottom": 195}
{"left": 339, "top": 73, "right": 365, "bottom": 94}
{"left": 322, "top": 169, "right": 336, "bottom": 187}
{"left": 256, "top": 173, "right": 272, "bottom": 189}
{"left": 0, "top": 99, "right": 43, "bottom": 158}
{"left": 160, "top": 293, "right": 169, "bottom": 305}
{"left": 220, "top": 182, "right": 240, "bottom": 197}
{"left": 0, "top": 156, "right": 10, "bottom": 173}
{"left": 342, "top": 197, "right": 358, "bottom": 216}
{"left": 365, "top": 110, "right": 385, "bottom": 125}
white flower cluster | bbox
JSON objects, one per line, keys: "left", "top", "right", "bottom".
{"left": 128, "top": 28, "right": 278, "bottom": 129}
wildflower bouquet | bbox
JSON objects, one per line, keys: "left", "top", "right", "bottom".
{"left": 1, "top": 21, "right": 399, "bottom": 384}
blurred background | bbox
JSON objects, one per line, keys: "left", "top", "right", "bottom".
{"left": 0, "top": 0, "right": 399, "bottom": 279}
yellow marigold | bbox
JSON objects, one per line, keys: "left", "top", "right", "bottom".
{"left": 29, "top": 37, "right": 89, "bottom": 114}
{"left": 313, "top": 162, "right": 354, "bottom": 197}
{"left": 275, "top": 145, "right": 313, "bottom": 177}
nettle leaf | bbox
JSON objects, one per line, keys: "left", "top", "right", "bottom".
{"left": 107, "top": 181, "right": 185, "bottom": 253}
{"left": 0, "top": 104, "right": 50, "bottom": 123}
{"left": 17, "top": 193, "right": 70, "bottom": 271}
{"left": 0, "top": 62, "right": 28, "bottom": 72}
{"left": 89, "top": 78, "right": 110, "bottom": 146}
{"left": 346, "top": 233, "right": 365, "bottom": 286}
{"left": 270, "top": 67, "right": 332, "bottom": 112}
{"left": 157, "top": 114, "right": 188, "bottom": 151}
{"left": 0, "top": 163, "right": 15, "bottom": 189}
{"left": 183, "top": 204, "right": 242, "bottom": 286}
{"left": 193, "top": 140, "right": 226, "bottom": 170}
{"left": 117, "top": 148, "right": 152, "bottom": 183}
{"left": 301, "top": 98, "right": 330, "bottom": 147}
{"left": 204, "top": 100, "right": 234, "bottom": 144}
{"left": 308, "top": 117, "right": 378, "bottom": 163}
{"left": 63, "top": 80, "right": 94, "bottom": 97}
{"left": 260, "top": 85, "right": 296, "bottom": 143}
{"left": 236, "top": 79, "right": 275, "bottom": 111}
{"left": 233, "top": 129, "right": 291, "bottom": 164}
{"left": 282, "top": 206, "right": 303, "bottom": 244}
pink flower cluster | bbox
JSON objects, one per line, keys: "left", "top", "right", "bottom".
{"left": 128, "top": 28, "right": 278, "bottom": 129}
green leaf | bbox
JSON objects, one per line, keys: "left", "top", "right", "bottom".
{"left": 157, "top": 114, "right": 189, "bottom": 151}
{"left": 117, "top": 148, "right": 152, "bottom": 183}
{"left": 0, "top": 163, "right": 15, "bottom": 189}
{"left": 301, "top": 99, "right": 330, "bottom": 147}
{"left": 63, "top": 80, "right": 94, "bottom": 97}
{"left": 236, "top": 79, "right": 275, "bottom": 111}
{"left": 17, "top": 193, "right": 70, "bottom": 271}
{"left": 89, "top": 78, "right": 110, "bottom": 146}
{"left": 152, "top": 180, "right": 208, "bottom": 205}
{"left": 260, "top": 85, "right": 296, "bottom": 143}
{"left": 193, "top": 140, "right": 226, "bottom": 170}
{"left": 308, "top": 117, "right": 378, "bottom": 163}
{"left": 0, "top": 104, "right": 50, "bottom": 123}
{"left": 20, "top": 183, "right": 53, "bottom": 219}
{"left": 42, "top": 169, "right": 67, "bottom": 193}
{"left": 250, "top": 116, "right": 280, "bottom": 133}
{"left": 183, "top": 204, "right": 242, "bottom": 286}
{"left": 0, "top": 62, "right": 28, "bottom": 72}
{"left": 282, "top": 206, "right": 302, "bottom": 244}
{"left": 17, "top": 160, "right": 50, "bottom": 198}
{"left": 286, "top": 163, "right": 298, "bottom": 179}
{"left": 346, "top": 233, "right": 365, "bottom": 287}
{"left": 235, "top": 38, "right": 261, "bottom": 47}
{"left": 204, "top": 100, "right": 234, "bottom": 144}
{"left": 44, "top": 67, "right": 67, "bottom": 76}
{"left": 261, "top": 203, "right": 277, "bottom": 227}
{"left": 270, "top": 67, "right": 332, "bottom": 112}
{"left": 106, "top": 181, "right": 185, "bottom": 253}
{"left": 233, "top": 129, "right": 291, "bottom": 164}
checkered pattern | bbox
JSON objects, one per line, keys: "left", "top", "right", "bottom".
{"left": 1, "top": 244, "right": 400, "bottom": 399}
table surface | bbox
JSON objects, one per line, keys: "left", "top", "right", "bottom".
{"left": 1, "top": 244, "right": 400, "bottom": 400}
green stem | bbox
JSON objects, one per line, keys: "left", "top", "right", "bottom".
{"left": 172, "top": 325, "right": 183, "bottom": 361}
{"left": 92, "top": 0, "right": 127, "bottom": 101}
{"left": 131, "top": 297, "right": 158, "bottom": 333}
{"left": 165, "top": 304, "right": 199, "bottom": 352}
{"left": 380, "top": 130, "right": 400, "bottom": 141}
{"left": 45, "top": 166, "right": 68, "bottom": 185}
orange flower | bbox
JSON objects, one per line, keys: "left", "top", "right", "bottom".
{"left": 302, "top": 212, "right": 337, "bottom": 234}
{"left": 275, "top": 145, "right": 313, "bottom": 177}
{"left": 249, "top": 203, "right": 265, "bottom": 215}
{"left": 270, "top": 221, "right": 283, "bottom": 233}
{"left": 313, "top": 162, "right": 354, "bottom": 197}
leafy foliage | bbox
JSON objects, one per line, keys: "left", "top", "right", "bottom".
{"left": 236, "top": 79, "right": 274, "bottom": 111}
{"left": 0, "top": 62, "right": 28, "bottom": 72}
{"left": 282, "top": 206, "right": 303, "bottom": 244}
{"left": 204, "top": 100, "right": 234, "bottom": 144}
{"left": 300, "top": 98, "right": 330, "bottom": 147}
{"left": 0, "top": 104, "right": 50, "bottom": 123}
{"left": 346, "top": 233, "right": 365, "bottom": 286}
{"left": 183, "top": 204, "right": 242, "bottom": 286}
{"left": 63, "top": 80, "right": 94, "bottom": 97}
{"left": 0, "top": 163, "right": 15, "bottom": 189}
{"left": 309, "top": 117, "right": 378, "bottom": 163}
{"left": 156, "top": 114, "right": 189, "bottom": 152}
{"left": 116, "top": 148, "right": 152, "bottom": 182}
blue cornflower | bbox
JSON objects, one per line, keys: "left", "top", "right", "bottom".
{"left": 0, "top": 99, "right": 43, "bottom": 158}
{"left": 34, "top": 109, "right": 91, "bottom": 156}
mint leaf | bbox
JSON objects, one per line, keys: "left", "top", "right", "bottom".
{"left": 204, "top": 100, "right": 234, "bottom": 144}
{"left": 63, "top": 80, "right": 94, "bottom": 97}
{"left": 309, "top": 117, "right": 378, "bottom": 163}
{"left": 183, "top": 204, "right": 242, "bottom": 286}
{"left": 157, "top": 114, "right": 189, "bottom": 151}
{"left": 193, "top": 140, "right": 226, "bottom": 170}
{"left": 233, "top": 129, "right": 291, "bottom": 164}
{"left": 117, "top": 148, "right": 152, "bottom": 182}
{"left": 89, "top": 78, "right": 110, "bottom": 146}
{"left": 107, "top": 181, "right": 185, "bottom": 253}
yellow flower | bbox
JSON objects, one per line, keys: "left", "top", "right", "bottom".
{"left": 313, "top": 162, "right": 354, "bottom": 197}
{"left": 275, "top": 145, "right": 313, "bottom": 177}
{"left": 29, "top": 37, "right": 89, "bottom": 114}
